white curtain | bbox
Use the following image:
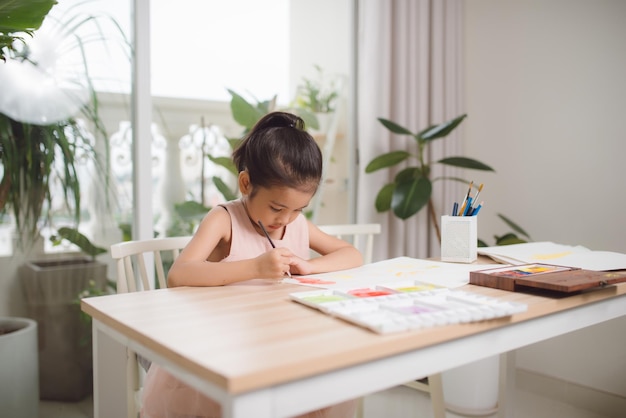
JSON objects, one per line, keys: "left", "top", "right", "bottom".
{"left": 355, "top": 0, "right": 464, "bottom": 261}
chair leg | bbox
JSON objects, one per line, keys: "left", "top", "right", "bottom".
{"left": 403, "top": 375, "right": 445, "bottom": 418}
{"left": 428, "top": 373, "right": 446, "bottom": 418}
{"left": 126, "top": 349, "right": 140, "bottom": 418}
{"left": 497, "top": 351, "right": 515, "bottom": 418}
{"left": 355, "top": 396, "right": 365, "bottom": 418}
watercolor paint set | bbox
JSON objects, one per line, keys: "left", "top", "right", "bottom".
{"left": 470, "top": 263, "right": 626, "bottom": 293}
{"left": 290, "top": 282, "right": 527, "bottom": 334}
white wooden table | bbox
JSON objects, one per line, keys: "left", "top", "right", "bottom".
{"left": 82, "top": 274, "right": 626, "bottom": 418}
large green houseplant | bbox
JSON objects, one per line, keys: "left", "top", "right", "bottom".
{"left": 0, "top": 0, "right": 113, "bottom": 246}
{"left": 1, "top": 0, "right": 125, "bottom": 401}
{"left": 365, "top": 114, "right": 533, "bottom": 246}
{"left": 365, "top": 114, "right": 494, "bottom": 241}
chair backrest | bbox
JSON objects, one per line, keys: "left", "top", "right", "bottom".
{"left": 109, "top": 235, "right": 193, "bottom": 418}
{"left": 318, "top": 223, "right": 381, "bottom": 264}
{"left": 110, "top": 236, "right": 193, "bottom": 294}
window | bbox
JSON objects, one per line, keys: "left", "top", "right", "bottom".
{"left": 151, "top": 0, "right": 289, "bottom": 102}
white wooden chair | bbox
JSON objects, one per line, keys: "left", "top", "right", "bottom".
{"left": 111, "top": 235, "right": 193, "bottom": 294}
{"left": 318, "top": 223, "right": 381, "bottom": 264}
{"left": 110, "top": 235, "right": 193, "bottom": 418}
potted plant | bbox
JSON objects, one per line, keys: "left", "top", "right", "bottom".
{"left": 1, "top": 0, "right": 126, "bottom": 401}
{"left": 365, "top": 114, "right": 495, "bottom": 242}
{"left": 292, "top": 64, "right": 341, "bottom": 133}
{"left": 0, "top": 316, "right": 39, "bottom": 418}
{"left": 0, "top": 1, "right": 57, "bottom": 412}
{"left": 18, "top": 227, "right": 109, "bottom": 401}
{"left": 0, "top": 1, "right": 115, "bottom": 246}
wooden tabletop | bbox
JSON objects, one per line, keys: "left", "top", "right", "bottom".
{"left": 81, "top": 274, "right": 626, "bottom": 395}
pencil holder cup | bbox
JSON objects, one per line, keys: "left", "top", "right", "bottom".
{"left": 441, "top": 215, "right": 477, "bottom": 263}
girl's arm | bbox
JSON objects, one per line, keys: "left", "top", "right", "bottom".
{"left": 167, "top": 207, "right": 292, "bottom": 287}
{"left": 289, "top": 222, "right": 364, "bottom": 275}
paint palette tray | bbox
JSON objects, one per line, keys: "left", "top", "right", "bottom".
{"left": 290, "top": 283, "right": 527, "bottom": 334}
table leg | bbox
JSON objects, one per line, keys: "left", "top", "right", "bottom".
{"left": 92, "top": 321, "right": 128, "bottom": 418}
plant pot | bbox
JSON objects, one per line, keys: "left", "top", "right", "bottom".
{"left": 0, "top": 317, "right": 39, "bottom": 418}
{"left": 19, "top": 257, "right": 107, "bottom": 401}
{"left": 441, "top": 355, "right": 500, "bottom": 416}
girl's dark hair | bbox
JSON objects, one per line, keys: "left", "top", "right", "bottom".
{"left": 232, "top": 111, "right": 322, "bottom": 193}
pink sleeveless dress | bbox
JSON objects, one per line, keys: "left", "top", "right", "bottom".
{"left": 141, "top": 200, "right": 356, "bottom": 418}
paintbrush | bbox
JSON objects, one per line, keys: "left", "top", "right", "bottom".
{"left": 458, "top": 181, "right": 474, "bottom": 216}
{"left": 470, "top": 183, "right": 484, "bottom": 212}
{"left": 258, "top": 220, "right": 291, "bottom": 278}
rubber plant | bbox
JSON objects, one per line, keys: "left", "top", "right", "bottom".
{"left": 365, "top": 114, "right": 494, "bottom": 242}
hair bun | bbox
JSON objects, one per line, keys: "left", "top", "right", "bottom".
{"left": 257, "top": 111, "right": 305, "bottom": 131}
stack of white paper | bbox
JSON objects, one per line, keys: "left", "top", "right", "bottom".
{"left": 478, "top": 242, "right": 626, "bottom": 271}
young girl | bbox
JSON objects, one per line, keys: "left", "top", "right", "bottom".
{"left": 141, "top": 111, "right": 362, "bottom": 418}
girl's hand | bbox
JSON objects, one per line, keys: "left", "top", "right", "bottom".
{"left": 257, "top": 248, "right": 293, "bottom": 279}
{"left": 288, "top": 256, "right": 314, "bottom": 276}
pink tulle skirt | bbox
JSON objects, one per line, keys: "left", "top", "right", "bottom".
{"left": 141, "top": 364, "right": 356, "bottom": 418}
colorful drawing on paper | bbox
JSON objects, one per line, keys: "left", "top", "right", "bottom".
{"left": 532, "top": 251, "right": 573, "bottom": 260}
{"left": 293, "top": 277, "right": 337, "bottom": 285}
{"left": 485, "top": 264, "right": 570, "bottom": 278}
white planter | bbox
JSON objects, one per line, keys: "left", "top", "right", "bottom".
{"left": 0, "top": 317, "right": 39, "bottom": 418}
{"left": 442, "top": 355, "right": 500, "bottom": 416}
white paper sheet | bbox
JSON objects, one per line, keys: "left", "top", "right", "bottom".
{"left": 478, "top": 242, "right": 626, "bottom": 271}
{"left": 282, "top": 256, "right": 489, "bottom": 289}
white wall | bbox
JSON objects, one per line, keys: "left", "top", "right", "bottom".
{"left": 464, "top": 0, "right": 626, "bottom": 396}
{"left": 464, "top": 0, "right": 626, "bottom": 254}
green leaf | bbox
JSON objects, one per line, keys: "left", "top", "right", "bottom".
{"left": 391, "top": 177, "right": 432, "bottom": 220}
{"left": 174, "top": 200, "right": 210, "bottom": 221}
{"left": 0, "top": 0, "right": 57, "bottom": 32}
{"left": 495, "top": 233, "right": 528, "bottom": 246}
{"left": 365, "top": 151, "right": 411, "bottom": 173}
{"left": 226, "top": 137, "right": 242, "bottom": 151}
{"left": 257, "top": 95, "right": 277, "bottom": 114}
{"left": 438, "top": 156, "right": 495, "bottom": 171}
{"left": 377, "top": 118, "right": 415, "bottom": 136}
{"left": 375, "top": 183, "right": 395, "bottom": 212}
{"left": 227, "top": 89, "right": 264, "bottom": 130}
{"left": 395, "top": 167, "right": 421, "bottom": 183}
{"left": 208, "top": 155, "right": 237, "bottom": 176}
{"left": 212, "top": 176, "right": 237, "bottom": 201}
{"left": 415, "top": 123, "right": 437, "bottom": 139}
{"left": 52, "top": 227, "right": 107, "bottom": 258}
{"left": 419, "top": 114, "right": 467, "bottom": 142}
{"left": 497, "top": 213, "right": 531, "bottom": 239}
{"left": 434, "top": 176, "right": 471, "bottom": 184}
